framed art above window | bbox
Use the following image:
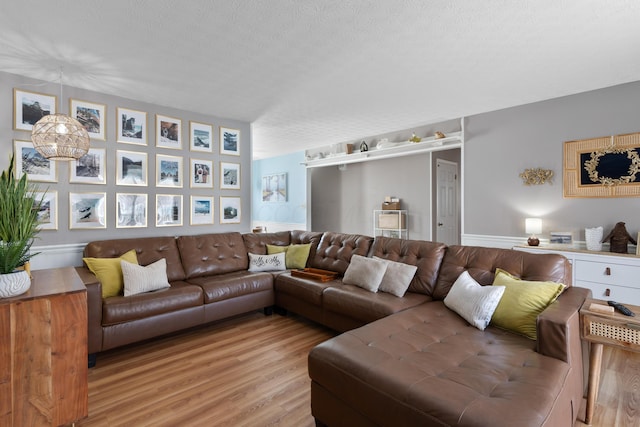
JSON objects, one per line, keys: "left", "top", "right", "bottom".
{"left": 564, "top": 132, "right": 640, "bottom": 198}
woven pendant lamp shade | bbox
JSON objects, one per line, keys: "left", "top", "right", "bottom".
{"left": 31, "top": 113, "right": 90, "bottom": 160}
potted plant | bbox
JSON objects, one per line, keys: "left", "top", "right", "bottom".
{"left": 0, "top": 155, "right": 42, "bottom": 298}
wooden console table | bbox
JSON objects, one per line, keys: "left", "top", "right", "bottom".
{"left": 580, "top": 298, "right": 640, "bottom": 425}
{"left": 0, "top": 267, "right": 88, "bottom": 427}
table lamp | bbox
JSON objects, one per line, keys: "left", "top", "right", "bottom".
{"left": 526, "top": 218, "right": 542, "bottom": 246}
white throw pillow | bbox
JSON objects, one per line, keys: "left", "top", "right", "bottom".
{"left": 342, "top": 255, "right": 388, "bottom": 292}
{"left": 373, "top": 256, "right": 418, "bottom": 297}
{"left": 121, "top": 258, "right": 171, "bottom": 297}
{"left": 444, "top": 271, "right": 505, "bottom": 330}
{"left": 248, "top": 252, "right": 286, "bottom": 272}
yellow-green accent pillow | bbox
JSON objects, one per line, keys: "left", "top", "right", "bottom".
{"left": 83, "top": 249, "right": 138, "bottom": 298}
{"left": 266, "top": 244, "right": 312, "bottom": 269}
{"left": 490, "top": 268, "right": 565, "bottom": 340}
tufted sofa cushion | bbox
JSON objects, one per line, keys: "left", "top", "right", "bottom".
{"left": 83, "top": 236, "right": 186, "bottom": 282}
{"left": 177, "top": 232, "right": 248, "bottom": 278}
{"left": 432, "top": 245, "right": 572, "bottom": 300}
{"left": 309, "top": 301, "right": 572, "bottom": 426}
{"left": 309, "top": 232, "right": 374, "bottom": 274}
{"left": 242, "top": 231, "right": 292, "bottom": 255}
{"left": 368, "top": 236, "right": 447, "bottom": 296}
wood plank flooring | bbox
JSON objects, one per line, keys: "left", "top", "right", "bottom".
{"left": 75, "top": 312, "right": 639, "bottom": 427}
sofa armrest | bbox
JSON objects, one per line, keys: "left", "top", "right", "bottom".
{"left": 536, "top": 286, "right": 591, "bottom": 363}
{"left": 75, "top": 266, "right": 103, "bottom": 354}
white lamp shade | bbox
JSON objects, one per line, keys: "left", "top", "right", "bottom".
{"left": 525, "top": 218, "right": 542, "bottom": 235}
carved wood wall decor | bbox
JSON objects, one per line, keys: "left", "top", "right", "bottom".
{"left": 520, "top": 168, "right": 554, "bottom": 185}
{"left": 564, "top": 132, "right": 640, "bottom": 198}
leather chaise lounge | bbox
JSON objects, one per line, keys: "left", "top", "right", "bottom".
{"left": 77, "top": 230, "right": 590, "bottom": 426}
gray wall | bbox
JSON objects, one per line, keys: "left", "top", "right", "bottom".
{"left": 311, "top": 81, "right": 640, "bottom": 244}
{"left": 1, "top": 71, "right": 252, "bottom": 247}
{"left": 465, "top": 81, "right": 640, "bottom": 241}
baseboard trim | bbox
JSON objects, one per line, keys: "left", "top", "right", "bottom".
{"left": 30, "top": 243, "right": 86, "bottom": 270}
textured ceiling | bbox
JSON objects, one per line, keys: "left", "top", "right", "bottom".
{"left": 2, "top": 1, "right": 640, "bottom": 159}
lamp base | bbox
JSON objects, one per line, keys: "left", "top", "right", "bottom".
{"left": 527, "top": 237, "right": 540, "bottom": 246}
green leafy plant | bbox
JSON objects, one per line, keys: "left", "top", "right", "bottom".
{"left": 0, "top": 155, "right": 43, "bottom": 274}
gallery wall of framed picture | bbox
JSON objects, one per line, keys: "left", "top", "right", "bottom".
{"left": 3, "top": 71, "right": 250, "bottom": 246}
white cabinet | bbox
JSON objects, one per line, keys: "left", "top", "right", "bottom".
{"left": 515, "top": 245, "right": 640, "bottom": 305}
{"left": 374, "top": 209, "right": 408, "bottom": 239}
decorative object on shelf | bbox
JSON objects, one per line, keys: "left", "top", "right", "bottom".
{"left": 585, "top": 226, "right": 604, "bottom": 251}
{"left": 345, "top": 143, "right": 353, "bottom": 154}
{"left": 564, "top": 132, "right": 640, "bottom": 198}
{"left": 550, "top": 231, "right": 573, "bottom": 245}
{"left": 434, "top": 131, "right": 446, "bottom": 139}
{"left": 359, "top": 141, "right": 368, "bottom": 152}
{"left": 602, "top": 221, "right": 637, "bottom": 253}
{"left": 0, "top": 155, "right": 43, "bottom": 297}
{"left": 30, "top": 70, "right": 90, "bottom": 160}
{"left": 519, "top": 168, "right": 554, "bottom": 185}
{"left": 409, "top": 133, "right": 421, "bottom": 143}
{"left": 525, "top": 218, "right": 542, "bottom": 246}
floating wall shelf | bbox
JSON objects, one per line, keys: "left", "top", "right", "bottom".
{"left": 302, "top": 130, "right": 463, "bottom": 169}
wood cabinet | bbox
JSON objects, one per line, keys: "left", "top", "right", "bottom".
{"left": 0, "top": 267, "right": 88, "bottom": 427}
{"left": 515, "top": 245, "right": 640, "bottom": 305}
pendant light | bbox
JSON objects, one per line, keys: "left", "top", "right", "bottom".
{"left": 31, "top": 70, "right": 90, "bottom": 160}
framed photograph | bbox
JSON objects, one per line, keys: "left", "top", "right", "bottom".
{"left": 156, "top": 194, "right": 183, "bottom": 227}
{"left": 116, "top": 150, "right": 148, "bottom": 186}
{"left": 117, "top": 107, "right": 147, "bottom": 145}
{"left": 156, "top": 154, "right": 183, "bottom": 188}
{"left": 70, "top": 148, "right": 106, "bottom": 184}
{"left": 116, "top": 193, "right": 148, "bottom": 228}
{"left": 190, "top": 196, "right": 214, "bottom": 225}
{"left": 190, "top": 121, "right": 213, "bottom": 152}
{"left": 262, "top": 172, "right": 287, "bottom": 202}
{"left": 220, "top": 196, "right": 241, "bottom": 224}
{"left": 69, "top": 192, "right": 106, "bottom": 229}
{"left": 564, "top": 132, "right": 640, "bottom": 198}
{"left": 13, "top": 89, "right": 56, "bottom": 131}
{"left": 637, "top": 233, "right": 640, "bottom": 256}
{"left": 220, "top": 162, "right": 240, "bottom": 190}
{"left": 70, "top": 99, "right": 106, "bottom": 140}
{"left": 156, "top": 114, "right": 182, "bottom": 149}
{"left": 34, "top": 191, "right": 57, "bottom": 231}
{"left": 14, "top": 140, "right": 57, "bottom": 182}
{"left": 220, "top": 127, "right": 240, "bottom": 156}
{"left": 190, "top": 158, "right": 213, "bottom": 188}
{"left": 550, "top": 231, "right": 573, "bottom": 245}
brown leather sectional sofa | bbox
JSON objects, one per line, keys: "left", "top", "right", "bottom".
{"left": 77, "top": 230, "right": 590, "bottom": 426}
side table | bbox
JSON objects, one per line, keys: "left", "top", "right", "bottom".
{"left": 580, "top": 298, "right": 640, "bottom": 425}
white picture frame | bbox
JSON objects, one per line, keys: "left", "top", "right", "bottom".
{"left": 156, "top": 114, "right": 182, "bottom": 149}
{"left": 13, "top": 89, "right": 56, "bottom": 131}
{"left": 156, "top": 154, "right": 183, "bottom": 188}
{"left": 156, "top": 194, "right": 183, "bottom": 227}
{"left": 220, "top": 196, "right": 241, "bottom": 224}
{"left": 34, "top": 191, "right": 57, "bottom": 231}
{"left": 190, "top": 158, "right": 213, "bottom": 188}
{"left": 116, "top": 150, "right": 148, "bottom": 186}
{"left": 220, "top": 162, "right": 240, "bottom": 190}
{"left": 70, "top": 148, "right": 106, "bottom": 185}
{"left": 190, "top": 121, "right": 213, "bottom": 152}
{"left": 69, "top": 192, "right": 106, "bottom": 229}
{"left": 190, "top": 196, "right": 214, "bottom": 225}
{"left": 220, "top": 126, "right": 240, "bottom": 156}
{"left": 70, "top": 99, "right": 106, "bottom": 140}
{"left": 117, "top": 107, "right": 147, "bottom": 145}
{"left": 116, "top": 193, "right": 148, "bottom": 228}
{"left": 14, "top": 140, "right": 57, "bottom": 182}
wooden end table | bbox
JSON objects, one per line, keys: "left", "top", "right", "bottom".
{"left": 580, "top": 298, "right": 640, "bottom": 425}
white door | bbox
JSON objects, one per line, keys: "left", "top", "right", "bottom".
{"left": 436, "top": 159, "right": 459, "bottom": 245}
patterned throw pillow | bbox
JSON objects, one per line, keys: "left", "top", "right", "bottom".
{"left": 248, "top": 252, "right": 286, "bottom": 272}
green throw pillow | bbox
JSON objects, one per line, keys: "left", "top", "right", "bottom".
{"left": 490, "top": 268, "right": 565, "bottom": 340}
{"left": 83, "top": 249, "right": 138, "bottom": 298}
{"left": 266, "top": 243, "right": 312, "bottom": 269}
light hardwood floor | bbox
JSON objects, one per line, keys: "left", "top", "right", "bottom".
{"left": 75, "top": 312, "right": 639, "bottom": 427}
